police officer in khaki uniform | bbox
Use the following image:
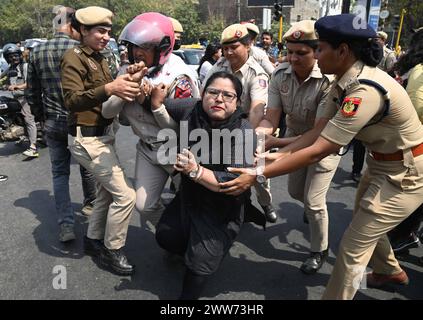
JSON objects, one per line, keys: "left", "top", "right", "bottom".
{"left": 261, "top": 20, "right": 340, "bottom": 274}
{"left": 203, "top": 24, "right": 277, "bottom": 222}
{"left": 170, "top": 17, "right": 183, "bottom": 51}
{"left": 376, "top": 31, "right": 396, "bottom": 73}
{"left": 61, "top": 6, "right": 140, "bottom": 275}
{"left": 219, "top": 14, "right": 423, "bottom": 299}
{"left": 242, "top": 22, "right": 275, "bottom": 76}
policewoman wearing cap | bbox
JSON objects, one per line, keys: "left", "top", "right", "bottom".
{"left": 61, "top": 6, "right": 140, "bottom": 275}
{"left": 242, "top": 22, "right": 275, "bottom": 76}
{"left": 261, "top": 20, "right": 340, "bottom": 275}
{"left": 203, "top": 23, "right": 277, "bottom": 223}
{"left": 376, "top": 31, "right": 396, "bottom": 73}
{"left": 219, "top": 14, "right": 423, "bottom": 299}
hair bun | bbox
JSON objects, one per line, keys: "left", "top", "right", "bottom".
{"left": 361, "top": 39, "right": 383, "bottom": 67}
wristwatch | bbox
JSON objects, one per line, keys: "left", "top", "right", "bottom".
{"left": 189, "top": 165, "right": 200, "bottom": 179}
{"left": 255, "top": 166, "right": 266, "bottom": 184}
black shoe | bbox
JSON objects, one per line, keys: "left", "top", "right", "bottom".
{"left": 83, "top": 236, "right": 103, "bottom": 257}
{"left": 262, "top": 204, "right": 277, "bottom": 223}
{"left": 350, "top": 172, "right": 362, "bottom": 183}
{"left": 303, "top": 211, "right": 309, "bottom": 224}
{"left": 100, "top": 247, "right": 135, "bottom": 275}
{"left": 300, "top": 249, "right": 328, "bottom": 275}
{"left": 391, "top": 232, "right": 420, "bottom": 253}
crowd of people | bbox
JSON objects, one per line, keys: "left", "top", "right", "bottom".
{"left": 0, "top": 5, "right": 422, "bottom": 300}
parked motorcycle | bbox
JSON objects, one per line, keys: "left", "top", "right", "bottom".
{"left": 0, "top": 89, "right": 26, "bottom": 142}
{"left": 0, "top": 69, "right": 45, "bottom": 145}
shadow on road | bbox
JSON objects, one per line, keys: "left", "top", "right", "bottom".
{"left": 14, "top": 189, "right": 88, "bottom": 259}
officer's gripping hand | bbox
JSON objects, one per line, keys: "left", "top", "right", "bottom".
{"left": 150, "top": 83, "right": 169, "bottom": 110}
{"left": 105, "top": 74, "right": 141, "bottom": 102}
{"left": 126, "top": 62, "right": 148, "bottom": 83}
{"left": 218, "top": 168, "right": 256, "bottom": 196}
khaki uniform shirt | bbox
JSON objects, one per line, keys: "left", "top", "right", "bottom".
{"left": 61, "top": 45, "right": 113, "bottom": 127}
{"left": 203, "top": 56, "right": 269, "bottom": 114}
{"left": 268, "top": 61, "right": 332, "bottom": 136}
{"left": 250, "top": 46, "right": 275, "bottom": 76}
{"left": 320, "top": 61, "right": 423, "bottom": 153}
{"left": 377, "top": 46, "right": 396, "bottom": 72}
{"left": 406, "top": 63, "right": 423, "bottom": 124}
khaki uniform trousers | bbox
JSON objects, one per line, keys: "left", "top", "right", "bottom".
{"left": 69, "top": 126, "right": 136, "bottom": 250}
{"left": 288, "top": 153, "right": 341, "bottom": 252}
{"left": 322, "top": 151, "right": 423, "bottom": 299}
{"left": 134, "top": 141, "right": 174, "bottom": 226}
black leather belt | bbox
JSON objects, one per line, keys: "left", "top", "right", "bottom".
{"left": 69, "top": 125, "right": 107, "bottom": 137}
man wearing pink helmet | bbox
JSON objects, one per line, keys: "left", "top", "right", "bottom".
{"left": 119, "top": 12, "right": 199, "bottom": 99}
{"left": 103, "top": 12, "right": 199, "bottom": 228}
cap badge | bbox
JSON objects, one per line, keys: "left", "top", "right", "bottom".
{"left": 293, "top": 31, "right": 303, "bottom": 40}
{"left": 235, "top": 30, "right": 242, "bottom": 38}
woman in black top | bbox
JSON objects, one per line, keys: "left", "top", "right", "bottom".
{"left": 151, "top": 71, "right": 264, "bottom": 299}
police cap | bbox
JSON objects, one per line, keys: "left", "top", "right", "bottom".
{"left": 377, "top": 31, "right": 388, "bottom": 40}
{"left": 283, "top": 20, "right": 318, "bottom": 43}
{"left": 242, "top": 22, "right": 260, "bottom": 36}
{"left": 170, "top": 17, "right": 184, "bottom": 33}
{"left": 75, "top": 6, "right": 113, "bottom": 27}
{"left": 221, "top": 24, "right": 250, "bottom": 45}
{"left": 315, "top": 14, "right": 377, "bottom": 42}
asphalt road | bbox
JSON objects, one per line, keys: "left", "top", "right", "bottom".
{"left": 0, "top": 126, "right": 422, "bottom": 300}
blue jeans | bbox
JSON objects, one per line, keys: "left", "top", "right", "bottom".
{"left": 44, "top": 117, "right": 97, "bottom": 225}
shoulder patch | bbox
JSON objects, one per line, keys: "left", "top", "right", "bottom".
{"left": 174, "top": 78, "right": 193, "bottom": 99}
{"left": 259, "top": 79, "right": 267, "bottom": 88}
{"left": 341, "top": 97, "right": 362, "bottom": 117}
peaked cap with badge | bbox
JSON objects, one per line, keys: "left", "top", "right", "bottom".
{"left": 221, "top": 24, "right": 250, "bottom": 45}
{"left": 283, "top": 20, "right": 318, "bottom": 43}
{"left": 75, "top": 6, "right": 113, "bottom": 27}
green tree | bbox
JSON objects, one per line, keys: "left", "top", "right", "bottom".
{"left": 384, "top": 0, "right": 423, "bottom": 48}
{"left": 0, "top": 0, "right": 203, "bottom": 45}
{"left": 199, "top": 14, "right": 227, "bottom": 44}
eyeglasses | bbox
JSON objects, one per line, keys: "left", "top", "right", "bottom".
{"left": 205, "top": 87, "right": 237, "bottom": 102}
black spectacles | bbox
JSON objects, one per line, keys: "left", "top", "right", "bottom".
{"left": 205, "top": 87, "right": 237, "bottom": 102}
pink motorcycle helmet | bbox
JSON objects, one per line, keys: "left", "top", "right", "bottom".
{"left": 119, "top": 12, "right": 175, "bottom": 67}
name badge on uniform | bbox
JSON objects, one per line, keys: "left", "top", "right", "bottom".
{"left": 341, "top": 97, "right": 362, "bottom": 117}
{"left": 259, "top": 79, "right": 267, "bottom": 88}
{"left": 281, "top": 83, "right": 289, "bottom": 94}
{"left": 88, "top": 58, "right": 98, "bottom": 71}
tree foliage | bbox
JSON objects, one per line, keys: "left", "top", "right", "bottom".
{"left": 0, "top": 0, "right": 203, "bottom": 46}
{"left": 388, "top": 0, "right": 423, "bottom": 47}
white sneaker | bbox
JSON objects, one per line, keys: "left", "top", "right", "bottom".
{"left": 22, "top": 147, "right": 39, "bottom": 158}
